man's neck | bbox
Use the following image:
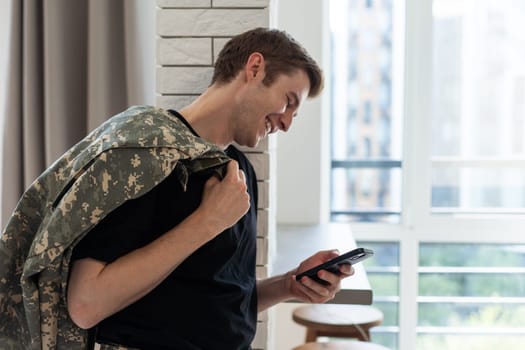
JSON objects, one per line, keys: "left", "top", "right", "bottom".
{"left": 179, "top": 83, "right": 239, "bottom": 150}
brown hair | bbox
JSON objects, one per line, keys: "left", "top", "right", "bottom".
{"left": 212, "top": 27, "right": 323, "bottom": 98}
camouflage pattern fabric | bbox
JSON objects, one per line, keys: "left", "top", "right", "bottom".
{"left": 0, "top": 106, "right": 231, "bottom": 349}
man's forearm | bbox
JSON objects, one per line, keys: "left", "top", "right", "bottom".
{"left": 256, "top": 272, "right": 295, "bottom": 312}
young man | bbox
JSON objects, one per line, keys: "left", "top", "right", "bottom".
{"left": 0, "top": 28, "right": 353, "bottom": 349}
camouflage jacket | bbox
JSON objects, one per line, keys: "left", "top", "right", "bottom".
{"left": 0, "top": 106, "right": 230, "bottom": 349}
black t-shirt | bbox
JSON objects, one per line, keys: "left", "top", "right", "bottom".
{"left": 71, "top": 111, "right": 258, "bottom": 350}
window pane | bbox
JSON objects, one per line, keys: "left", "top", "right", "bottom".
{"left": 330, "top": 0, "right": 404, "bottom": 222}
{"left": 417, "top": 335, "right": 525, "bottom": 350}
{"left": 432, "top": 166, "right": 525, "bottom": 211}
{"left": 368, "top": 273, "right": 398, "bottom": 296}
{"left": 418, "top": 243, "right": 525, "bottom": 347}
{"left": 331, "top": 167, "right": 402, "bottom": 223}
{"left": 358, "top": 241, "right": 400, "bottom": 350}
{"left": 419, "top": 243, "right": 525, "bottom": 267}
{"left": 419, "top": 273, "right": 525, "bottom": 297}
{"left": 419, "top": 303, "right": 525, "bottom": 327}
{"left": 431, "top": 0, "right": 525, "bottom": 212}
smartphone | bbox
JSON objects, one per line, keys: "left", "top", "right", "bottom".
{"left": 295, "top": 247, "right": 374, "bottom": 285}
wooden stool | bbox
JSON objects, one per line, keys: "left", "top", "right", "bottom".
{"left": 293, "top": 341, "right": 391, "bottom": 350}
{"left": 292, "top": 304, "right": 384, "bottom": 342}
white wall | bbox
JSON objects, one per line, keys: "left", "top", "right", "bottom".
{"left": 275, "top": 0, "right": 330, "bottom": 224}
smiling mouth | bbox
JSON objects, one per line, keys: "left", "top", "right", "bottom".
{"left": 265, "top": 117, "right": 275, "bottom": 135}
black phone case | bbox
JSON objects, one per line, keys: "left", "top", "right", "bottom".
{"left": 295, "top": 247, "right": 374, "bottom": 285}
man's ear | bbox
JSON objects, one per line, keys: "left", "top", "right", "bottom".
{"left": 245, "top": 52, "right": 265, "bottom": 80}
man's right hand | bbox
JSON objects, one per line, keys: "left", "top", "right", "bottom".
{"left": 199, "top": 160, "right": 251, "bottom": 235}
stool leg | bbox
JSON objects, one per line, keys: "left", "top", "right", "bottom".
{"left": 305, "top": 329, "right": 318, "bottom": 343}
{"left": 356, "top": 329, "right": 371, "bottom": 342}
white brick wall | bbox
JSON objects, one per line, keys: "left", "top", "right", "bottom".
{"left": 156, "top": 2, "right": 274, "bottom": 349}
{"left": 157, "top": 38, "right": 212, "bottom": 65}
{"left": 158, "top": 9, "right": 269, "bottom": 36}
{"left": 157, "top": 0, "right": 211, "bottom": 8}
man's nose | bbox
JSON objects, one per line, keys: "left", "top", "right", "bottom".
{"left": 278, "top": 110, "right": 294, "bottom": 132}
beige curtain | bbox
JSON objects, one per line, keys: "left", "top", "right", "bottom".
{"left": 0, "top": 0, "right": 155, "bottom": 227}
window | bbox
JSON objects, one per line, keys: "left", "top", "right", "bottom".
{"left": 330, "top": 0, "right": 525, "bottom": 349}
{"left": 417, "top": 243, "right": 525, "bottom": 349}
{"left": 431, "top": 0, "right": 525, "bottom": 213}
{"left": 330, "top": 0, "right": 403, "bottom": 224}
{"left": 359, "top": 241, "right": 400, "bottom": 349}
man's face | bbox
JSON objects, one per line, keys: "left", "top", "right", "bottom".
{"left": 234, "top": 68, "right": 311, "bottom": 148}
